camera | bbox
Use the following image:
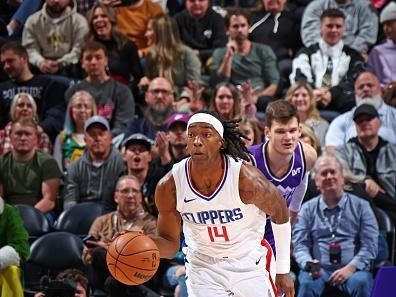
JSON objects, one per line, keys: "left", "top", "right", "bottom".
{"left": 40, "top": 276, "right": 76, "bottom": 297}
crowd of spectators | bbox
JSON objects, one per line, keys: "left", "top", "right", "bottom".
{"left": 0, "top": 0, "right": 396, "bottom": 296}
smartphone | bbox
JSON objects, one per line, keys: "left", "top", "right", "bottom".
{"left": 83, "top": 235, "right": 97, "bottom": 249}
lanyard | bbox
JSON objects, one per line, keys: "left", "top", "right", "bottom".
{"left": 318, "top": 193, "right": 349, "bottom": 241}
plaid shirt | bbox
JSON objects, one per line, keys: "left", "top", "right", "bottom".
{"left": 0, "top": 122, "right": 53, "bottom": 156}
{"left": 76, "top": 0, "right": 97, "bottom": 16}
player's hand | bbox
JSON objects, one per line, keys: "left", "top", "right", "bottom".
{"left": 276, "top": 273, "right": 295, "bottom": 297}
{"left": 328, "top": 264, "right": 355, "bottom": 286}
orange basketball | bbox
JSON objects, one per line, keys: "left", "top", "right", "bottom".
{"left": 106, "top": 231, "right": 160, "bottom": 285}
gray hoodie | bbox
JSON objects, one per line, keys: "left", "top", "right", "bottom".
{"left": 22, "top": 0, "right": 89, "bottom": 67}
{"left": 63, "top": 147, "right": 125, "bottom": 213}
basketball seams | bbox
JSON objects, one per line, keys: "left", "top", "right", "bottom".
{"left": 106, "top": 232, "right": 160, "bottom": 285}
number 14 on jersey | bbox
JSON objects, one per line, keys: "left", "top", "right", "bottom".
{"left": 207, "top": 226, "right": 230, "bottom": 242}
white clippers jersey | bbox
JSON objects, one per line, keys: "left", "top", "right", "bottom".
{"left": 172, "top": 155, "right": 267, "bottom": 259}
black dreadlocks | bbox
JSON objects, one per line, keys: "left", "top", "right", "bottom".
{"left": 193, "top": 111, "right": 251, "bottom": 161}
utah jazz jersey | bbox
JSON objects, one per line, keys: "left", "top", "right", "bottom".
{"left": 249, "top": 140, "right": 306, "bottom": 252}
{"left": 172, "top": 155, "right": 267, "bottom": 259}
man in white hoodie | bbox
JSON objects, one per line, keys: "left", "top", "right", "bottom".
{"left": 22, "top": 0, "right": 88, "bottom": 78}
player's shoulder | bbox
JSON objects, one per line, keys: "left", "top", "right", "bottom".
{"left": 157, "top": 170, "right": 176, "bottom": 190}
{"left": 239, "top": 161, "right": 265, "bottom": 182}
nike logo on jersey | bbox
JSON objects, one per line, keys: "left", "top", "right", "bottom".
{"left": 184, "top": 197, "right": 197, "bottom": 203}
{"left": 255, "top": 256, "right": 263, "bottom": 265}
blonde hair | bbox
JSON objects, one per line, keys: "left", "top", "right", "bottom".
{"left": 10, "top": 93, "right": 38, "bottom": 121}
{"left": 146, "top": 15, "right": 183, "bottom": 86}
{"left": 299, "top": 123, "right": 321, "bottom": 155}
{"left": 286, "top": 82, "right": 322, "bottom": 121}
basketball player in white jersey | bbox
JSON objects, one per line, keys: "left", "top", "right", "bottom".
{"left": 152, "top": 111, "right": 295, "bottom": 297}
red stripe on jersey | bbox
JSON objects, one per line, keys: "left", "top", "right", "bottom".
{"left": 262, "top": 239, "right": 277, "bottom": 296}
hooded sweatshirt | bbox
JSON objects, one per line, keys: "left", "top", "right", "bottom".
{"left": 22, "top": 0, "right": 89, "bottom": 68}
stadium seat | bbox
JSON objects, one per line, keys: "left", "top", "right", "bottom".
{"left": 15, "top": 204, "right": 50, "bottom": 243}
{"left": 54, "top": 202, "right": 103, "bottom": 237}
{"left": 24, "top": 232, "right": 84, "bottom": 295}
{"left": 375, "top": 208, "right": 395, "bottom": 266}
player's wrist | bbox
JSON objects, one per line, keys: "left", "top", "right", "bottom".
{"left": 271, "top": 219, "right": 291, "bottom": 274}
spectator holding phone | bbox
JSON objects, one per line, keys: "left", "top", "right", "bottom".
{"left": 292, "top": 154, "right": 378, "bottom": 297}
{"left": 82, "top": 175, "right": 157, "bottom": 296}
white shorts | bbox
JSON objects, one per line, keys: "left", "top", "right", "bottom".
{"left": 184, "top": 240, "right": 276, "bottom": 297}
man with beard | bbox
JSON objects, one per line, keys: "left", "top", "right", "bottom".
{"left": 22, "top": 0, "right": 88, "bottom": 77}
{"left": 63, "top": 116, "right": 125, "bottom": 213}
{"left": 123, "top": 77, "right": 175, "bottom": 140}
{"left": 325, "top": 72, "right": 396, "bottom": 152}
{"left": 210, "top": 8, "right": 279, "bottom": 112}
{"left": 65, "top": 41, "right": 135, "bottom": 137}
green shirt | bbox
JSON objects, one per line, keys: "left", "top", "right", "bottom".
{"left": 0, "top": 151, "right": 62, "bottom": 206}
{"left": 210, "top": 42, "right": 280, "bottom": 89}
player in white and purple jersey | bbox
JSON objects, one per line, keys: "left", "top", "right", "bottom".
{"left": 151, "top": 111, "right": 295, "bottom": 297}
{"left": 249, "top": 100, "right": 317, "bottom": 253}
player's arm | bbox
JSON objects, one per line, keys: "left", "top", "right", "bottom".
{"left": 239, "top": 163, "right": 295, "bottom": 297}
{"left": 289, "top": 142, "right": 317, "bottom": 224}
{"left": 150, "top": 171, "right": 181, "bottom": 259}
{"left": 239, "top": 163, "right": 289, "bottom": 223}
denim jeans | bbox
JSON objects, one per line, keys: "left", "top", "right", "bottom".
{"left": 12, "top": 0, "right": 42, "bottom": 30}
{"left": 165, "top": 265, "right": 188, "bottom": 297}
{"left": 297, "top": 269, "right": 373, "bottom": 297}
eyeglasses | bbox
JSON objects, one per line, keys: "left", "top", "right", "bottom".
{"left": 117, "top": 188, "right": 141, "bottom": 196}
{"left": 148, "top": 89, "right": 174, "bottom": 96}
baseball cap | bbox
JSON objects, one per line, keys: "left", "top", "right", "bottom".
{"left": 353, "top": 104, "right": 379, "bottom": 121}
{"left": 380, "top": 2, "right": 396, "bottom": 23}
{"left": 84, "top": 115, "right": 110, "bottom": 132}
{"left": 122, "top": 133, "right": 154, "bottom": 150}
{"left": 167, "top": 112, "right": 190, "bottom": 129}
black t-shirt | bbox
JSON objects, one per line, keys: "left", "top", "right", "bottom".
{"left": 0, "top": 75, "right": 68, "bottom": 141}
{"left": 354, "top": 137, "right": 387, "bottom": 184}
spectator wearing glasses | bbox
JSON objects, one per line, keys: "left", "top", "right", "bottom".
{"left": 124, "top": 77, "right": 175, "bottom": 141}
{"left": 82, "top": 175, "right": 157, "bottom": 297}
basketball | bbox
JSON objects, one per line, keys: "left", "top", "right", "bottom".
{"left": 106, "top": 231, "right": 160, "bottom": 285}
